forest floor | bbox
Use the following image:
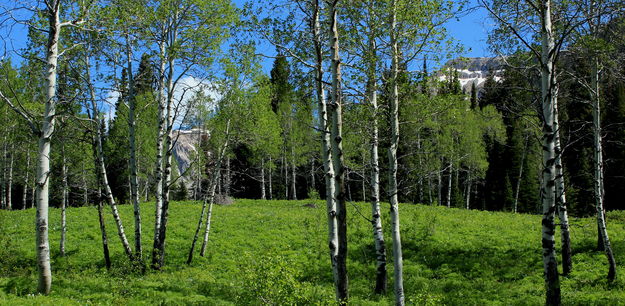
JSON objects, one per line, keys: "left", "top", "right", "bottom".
{"left": 1, "top": 199, "right": 625, "bottom": 305}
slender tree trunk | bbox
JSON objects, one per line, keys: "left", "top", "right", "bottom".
{"left": 367, "top": 30, "right": 387, "bottom": 294}
{"left": 33, "top": 2, "right": 63, "bottom": 292}
{"left": 389, "top": 1, "right": 404, "bottom": 303}
{"left": 427, "top": 174, "right": 433, "bottom": 205}
{"left": 466, "top": 171, "right": 471, "bottom": 210}
{"left": 81, "top": 161, "right": 88, "bottom": 207}
{"left": 283, "top": 154, "right": 288, "bottom": 199}
{"left": 311, "top": 156, "right": 316, "bottom": 192}
{"left": 1, "top": 138, "right": 6, "bottom": 210}
{"left": 199, "top": 121, "right": 231, "bottom": 258}
{"left": 291, "top": 148, "right": 297, "bottom": 200}
{"left": 126, "top": 35, "right": 142, "bottom": 262}
{"left": 514, "top": 135, "right": 529, "bottom": 213}
{"left": 312, "top": 0, "right": 340, "bottom": 302}
{"left": 86, "top": 52, "right": 134, "bottom": 261}
{"left": 60, "top": 146, "right": 67, "bottom": 257}
{"left": 153, "top": 53, "right": 176, "bottom": 269}
{"left": 261, "top": 158, "right": 266, "bottom": 200}
{"left": 554, "top": 103, "right": 572, "bottom": 276}
{"left": 329, "top": 1, "right": 348, "bottom": 302}
{"left": 437, "top": 166, "right": 442, "bottom": 206}
{"left": 540, "top": 1, "right": 561, "bottom": 303}
{"left": 187, "top": 194, "right": 207, "bottom": 264}
{"left": 152, "top": 40, "right": 168, "bottom": 259}
{"left": 6, "top": 144, "right": 13, "bottom": 210}
{"left": 268, "top": 156, "right": 273, "bottom": 200}
{"left": 591, "top": 55, "right": 616, "bottom": 282}
{"left": 23, "top": 149, "right": 30, "bottom": 209}
{"left": 446, "top": 162, "right": 452, "bottom": 208}
{"left": 96, "top": 185, "right": 111, "bottom": 270}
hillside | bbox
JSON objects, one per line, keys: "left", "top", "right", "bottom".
{"left": 1, "top": 200, "right": 624, "bottom": 304}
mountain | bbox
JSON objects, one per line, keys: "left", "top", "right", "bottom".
{"left": 172, "top": 128, "right": 209, "bottom": 184}
{"left": 438, "top": 57, "right": 505, "bottom": 93}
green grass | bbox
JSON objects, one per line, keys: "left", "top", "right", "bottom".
{"left": 1, "top": 199, "right": 625, "bottom": 305}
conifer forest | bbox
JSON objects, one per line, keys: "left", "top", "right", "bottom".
{"left": 1, "top": 0, "right": 625, "bottom": 305}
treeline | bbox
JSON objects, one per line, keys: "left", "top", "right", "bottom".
{"left": 0, "top": 0, "right": 624, "bottom": 304}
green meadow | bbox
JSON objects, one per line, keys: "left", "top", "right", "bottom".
{"left": 1, "top": 200, "right": 624, "bottom": 305}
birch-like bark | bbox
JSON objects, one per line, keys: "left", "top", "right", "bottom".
{"left": 60, "top": 146, "right": 67, "bottom": 257}
{"left": 152, "top": 40, "right": 167, "bottom": 254}
{"left": 437, "top": 167, "right": 442, "bottom": 206}
{"left": 153, "top": 50, "right": 176, "bottom": 269}
{"left": 291, "top": 148, "right": 297, "bottom": 200}
{"left": 466, "top": 171, "right": 471, "bottom": 209}
{"left": 312, "top": 0, "right": 340, "bottom": 301}
{"left": 329, "top": 1, "right": 348, "bottom": 301}
{"left": 224, "top": 158, "right": 231, "bottom": 196}
{"left": 389, "top": 1, "right": 404, "bottom": 303}
{"left": 514, "top": 135, "right": 529, "bottom": 213}
{"left": 187, "top": 194, "right": 207, "bottom": 264}
{"left": 126, "top": 35, "right": 142, "bottom": 261}
{"left": 34, "top": 1, "right": 62, "bottom": 292}
{"left": 446, "top": 162, "right": 452, "bottom": 208}
{"left": 261, "top": 158, "right": 266, "bottom": 200}
{"left": 96, "top": 184, "right": 111, "bottom": 270}
{"left": 592, "top": 55, "right": 616, "bottom": 281}
{"left": 86, "top": 52, "right": 134, "bottom": 261}
{"left": 540, "top": 1, "right": 560, "bottom": 303}
{"left": 365, "top": 8, "right": 387, "bottom": 292}
{"left": 6, "top": 144, "right": 13, "bottom": 210}
{"left": 23, "top": 149, "right": 30, "bottom": 209}
{"left": 268, "top": 156, "right": 273, "bottom": 199}
{"left": 554, "top": 106, "right": 572, "bottom": 276}
{"left": 199, "top": 121, "right": 231, "bottom": 258}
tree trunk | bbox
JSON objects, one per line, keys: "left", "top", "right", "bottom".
{"left": 437, "top": 167, "right": 442, "bottom": 206}
{"left": 60, "top": 146, "right": 67, "bottom": 257}
{"left": 311, "top": 156, "right": 316, "bottom": 192}
{"left": 268, "top": 156, "right": 273, "bottom": 200}
{"left": 224, "top": 158, "right": 231, "bottom": 196}
{"left": 329, "top": 1, "right": 348, "bottom": 302}
{"left": 81, "top": 160, "right": 88, "bottom": 207}
{"left": 126, "top": 35, "right": 142, "bottom": 262}
{"left": 152, "top": 41, "right": 168, "bottom": 262}
{"left": 446, "top": 162, "right": 452, "bottom": 208}
{"left": 23, "top": 149, "right": 30, "bottom": 209}
{"left": 6, "top": 144, "right": 13, "bottom": 210}
{"left": 540, "top": 1, "right": 561, "bottom": 304}
{"left": 199, "top": 121, "right": 231, "bottom": 258}
{"left": 86, "top": 52, "right": 134, "bottom": 261}
{"left": 33, "top": 2, "right": 63, "bottom": 292}
{"left": 96, "top": 185, "right": 111, "bottom": 270}
{"left": 153, "top": 53, "right": 176, "bottom": 269}
{"left": 592, "top": 55, "right": 616, "bottom": 282}
{"left": 367, "top": 29, "right": 387, "bottom": 294}
{"left": 554, "top": 101, "right": 572, "bottom": 276}
{"left": 291, "top": 148, "right": 297, "bottom": 200}
{"left": 514, "top": 135, "right": 529, "bottom": 213}
{"left": 261, "top": 158, "right": 266, "bottom": 200}
{"left": 388, "top": 1, "right": 405, "bottom": 303}
{"left": 466, "top": 171, "right": 471, "bottom": 210}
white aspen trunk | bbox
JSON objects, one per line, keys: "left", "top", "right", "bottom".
{"left": 466, "top": 171, "right": 471, "bottom": 210}
{"left": 291, "top": 148, "right": 297, "bottom": 200}
{"left": 437, "top": 167, "right": 442, "bottom": 206}
{"left": 31, "top": 176, "right": 36, "bottom": 209}
{"left": 554, "top": 98, "right": 572, "bottom": 275}
{"left": 514, "top": 135, "right": 529, "bottom": 213}
{"left": 261, "top": 158, "right": 266, "bottom": 200}
{"left": 60, "top": 146, "right": 67, "bottom": 257}
{"left": 365, "top": 8, "right": 387, "bottom": 292}
{"left": 283, "top": 154, "right": 288, "bottom": 199}
{"left": 6, "top": 144, "right": 13, "bottom": 210}
{"left": 329, "top": 1, "right": 348, "bottom": 301}
{"left": 540, "top": 1, "right": 560, "bottom": 304}
{"left": 23, "top": 149, "right": 30, "bottom": 209}
{"left": 152, "top": 39, "right": 168, "bottom": 254}
{"left": 1, "top": 139, "right": 6, "bottom": 210}
{"left": 96, "top": 184, "right": 111, "bottom": 269}
{"left": 34, "top": 2, "right": 62, "bottom": 292}
{"left": 268, "top": 156, "right": 273, "bottom": 200}
{"left": 200, "top": 121, "right": 231, "bottom": 258}
{"left": 446, "top": 162, "right": 452, "bottom": 208}
{"left": 427, "top": 174, "right": 433, "bottom": 205}
{"left": 126, "top": 35, "right": 142, "bottom": 261}
{"left": 312, "top": 0, "right": 340, "bottom": 301}
{"left": 311, "top": 156, "right": 316, "bottom": 192}
{"left": 225, "top": 157, "right": 231, "bottom": 196}
{"left": 154, "top": 51, "right": 177, "bottom": 269}
{"left": 592, "top": 53, "right": 616, "bottom": 281}
{"left": 86, "top": 52, "right": 134, "bottom": 261}
{"left": 389, "top": 1, "right": 404, "bottom": 303}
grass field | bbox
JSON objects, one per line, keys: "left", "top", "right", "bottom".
{"left": 1, "top": 199, "right": 625, "bottom": 305}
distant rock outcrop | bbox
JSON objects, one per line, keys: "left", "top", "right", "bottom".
{"left": 438, "top": 57, "right": 505, "bottom": 93}
{"left": 172, "top": 128, "right": 209, "bottom": 185}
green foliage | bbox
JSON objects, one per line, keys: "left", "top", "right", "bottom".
{"left": 2, "top": 200, "right": 625, "bottom": 304}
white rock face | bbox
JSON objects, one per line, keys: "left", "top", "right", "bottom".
{"left": 437, "top": 57, "right": 504, "bottom": 93}
{"left": 172, "top": 128, "right": 209, "bottom": 183}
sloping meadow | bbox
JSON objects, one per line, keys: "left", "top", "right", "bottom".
{"left": 1, "top": 200, "right": 624, "bottom": 304}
